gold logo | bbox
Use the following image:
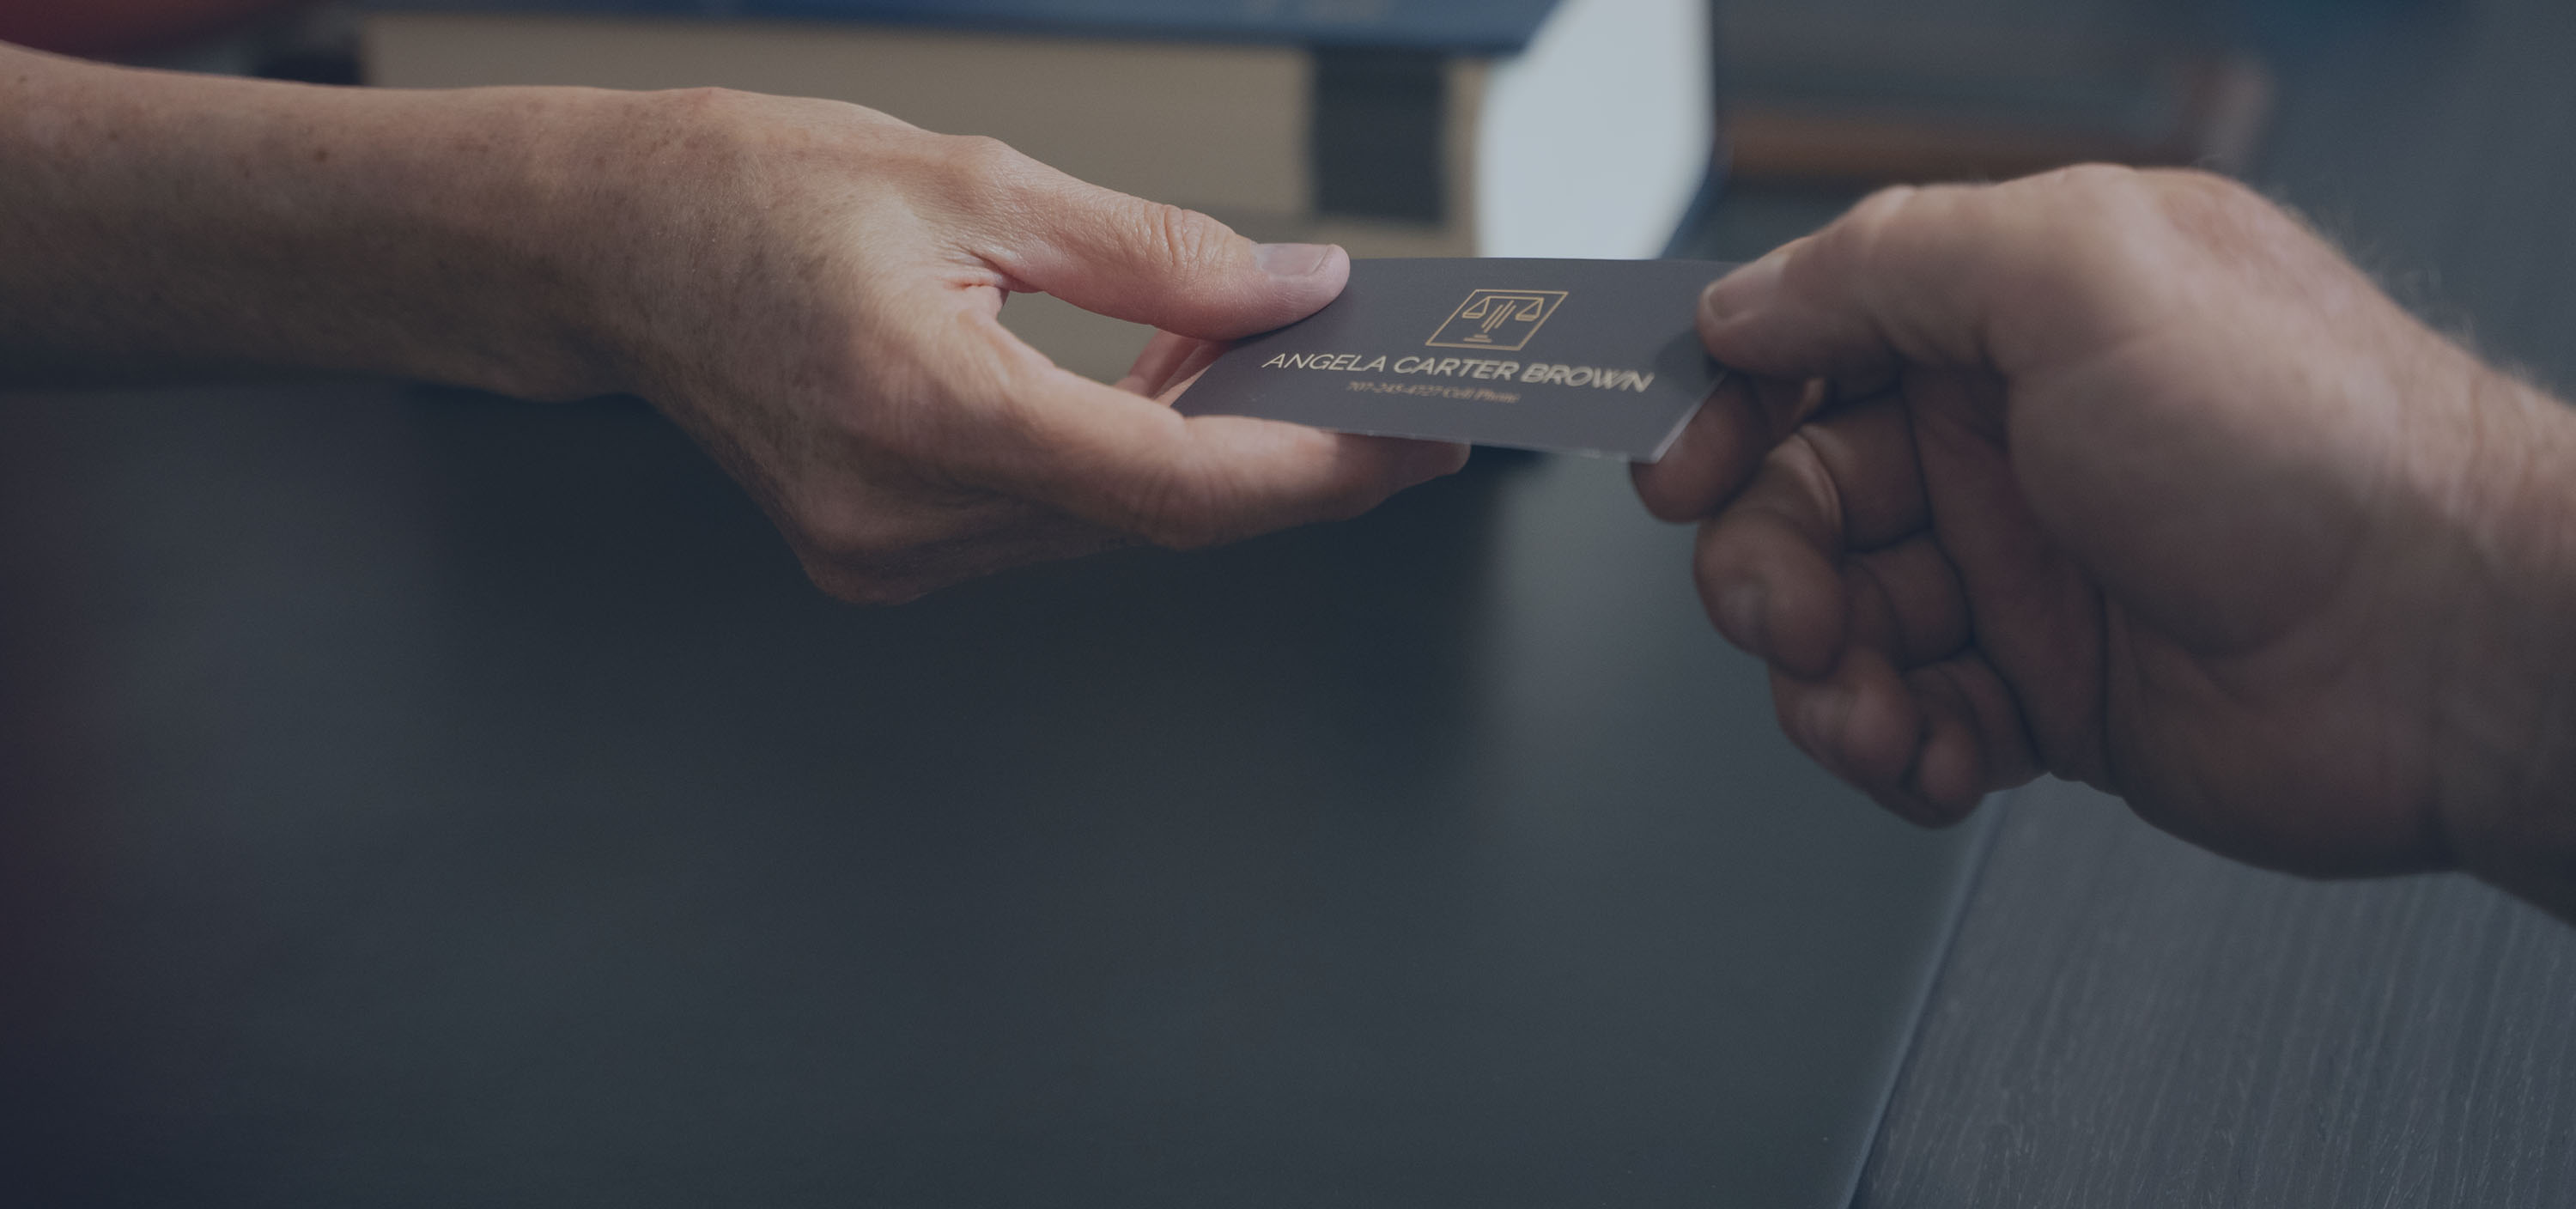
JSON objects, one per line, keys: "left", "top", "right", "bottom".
{"left": 1426, "top": 289, "right": 1566, "bottom": 352}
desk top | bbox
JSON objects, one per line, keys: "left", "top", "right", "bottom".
{"left": 0, "top": 383, "right": 1979, "bottom": 1207}
{"left": 1859, "top": 780, "right": 2576, "bottom": 1208}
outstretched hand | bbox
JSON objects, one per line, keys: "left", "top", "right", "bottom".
{"left": 580, "top": 89, "right": 1466, "bottom": 602}
{"left": 0, "top": 52, "right": 1466, "bottom": 602}
{"left": 1636, "top": 167, "right": 2576, "bottom": 914}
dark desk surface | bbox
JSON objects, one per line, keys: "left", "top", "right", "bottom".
{"left": 1861, "top": 780, "right": 2576, "bottom": 1207}
{"left": 0, "top": 385, "right": 1980, "bottom": 1207}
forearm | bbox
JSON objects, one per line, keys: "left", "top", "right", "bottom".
{"left": 0, "top": 42, "right": 616, "bottom": 395}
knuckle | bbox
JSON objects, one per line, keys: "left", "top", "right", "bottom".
{"left": 922, "top": 134, "right": 1041, "bottom": 212}
{"left": 1844, "top": 183, "right": 1924, "bottom": 230}
{"left": 2002, "top": 163, "right": 2156, "bottom": 228}
{"left": 2032, "top": 161, "right": 2145, "bottom": 193}
{"left": 944, "top": 133, "right": 1028, "bottom": 179}
{"left": 1127, "top": 471, "right": 1226, "bottom": 550}
{"left": 2146, "top": 167, "right": 2296, "bottom": 242}
{"left": 1766, "top": 436, "right": 1844, "bottom": 544}
{"left": 1135, "top": 200, "right": 1230, "bottom": 276}
{"left": 2144, "top": 164, "right": 2241, "bottom": 197}
{"left": 663, "top": 84, "right": 751, "bottom": 116}
{"left": 1817, "top": 184, "right": 1928, "bottom": 272}
{"left": 2032, "top": 165, "right": 2148, "bottom": 232}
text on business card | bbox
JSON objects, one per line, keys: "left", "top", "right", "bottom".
{"left": 1261, "top": 351, "right": 1655, "bottom": 392}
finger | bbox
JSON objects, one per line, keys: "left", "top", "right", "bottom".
{"left": 1696, "top": 410, "right": 1963, "bottom": 677}
{"left": 972, "top": 148, "right": 1348, "bottom": 339}
{"left": 1631, "top": 374, "right": 1826, "bottom": 521}
{"left": 1152, "top": 339, "right": 1230, "bottom": 402}
{"left": 1795, "top": 392, "right": 1928, "bottom": 550}
{"left": 1899, "top": 653, "right": 2042, "bottom": 819}
{"left": 1772, "top": 648, "right": 2038, "bottom": 827}
{"left": 1114, "top": 331, "right": 1220, "bottom": 398}
{"left": 1771, "top": 648, "right": 1929, "bottom": 818}
{"left": 1695, "top": 170, "right": 2160, "bottom": 392}
{"left": 1900, "top": 667, "right": 1988, "bottom": 823}
{"left": 1692, "top": 434, "right": 1850, "bottom": 677}
{"left": 933, "top": 309, "right": 1467, "bottom": 548}
{"left": 1115, "top": 330, "right": 1197, "bottom": 396}
{"left": 1843, "top": 533, "right": 1972, "bottom": 669}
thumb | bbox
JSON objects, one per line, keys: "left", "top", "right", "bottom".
{"left": 1698, "top": 172, "right": 2157, "bottom": 397}
{"left": 987, "top": 161, "right": 1348, "bottom": 340}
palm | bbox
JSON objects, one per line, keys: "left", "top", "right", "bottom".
{"left": 1907, "top": 352, "right": 2453, "bottom": 875}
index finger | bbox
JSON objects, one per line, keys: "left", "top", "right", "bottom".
{"left": 1632, "top": 373, "right": 1829, "bottom": 522}
{"left": 1696, "top": 167, "right": 2180, "bottom": 392}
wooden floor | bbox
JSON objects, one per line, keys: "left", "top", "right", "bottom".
{"left": 1685, "top": 0, "right": 2576, "bottom": 1203}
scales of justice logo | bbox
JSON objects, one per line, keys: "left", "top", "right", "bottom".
{"left": 1425, "top": 289, "right": 1569, "bottom": 352}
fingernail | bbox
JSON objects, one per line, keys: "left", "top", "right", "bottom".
{"left": 1254, "top": 241, "right": 1335, "bottom": 279}
{"left": 1716, "top": 582, "right": 1768, "bottom": 653}
{"left": 1703, "top": 250, "right": 1788, "bottom": 321}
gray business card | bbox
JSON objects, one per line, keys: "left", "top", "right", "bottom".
{"left": 1176, "top": 258, "right": 1733, "bottom": 459}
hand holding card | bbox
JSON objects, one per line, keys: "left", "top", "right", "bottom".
{"left": 1176, "top": 258, "right": 1735, "bottom": 460}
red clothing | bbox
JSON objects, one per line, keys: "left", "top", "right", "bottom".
{"left": 0, "top": 0, "right": 304, "bottom": 57}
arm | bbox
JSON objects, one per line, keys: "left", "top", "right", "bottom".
{"left": 0, "top": 42, "right": 613, "bottom": 392}
{"left": 0, "top": 43, "right": 1465, "bottom": 598}
{"left": 1635, "top": 167, "right": 2576, "bottom": 920}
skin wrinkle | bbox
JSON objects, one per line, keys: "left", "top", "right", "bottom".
{"left": 2004, "top": 554, "right": 2105, "bottom": 782}
{"left": 2427, "top": 369, "right": 2576, "bottom": 901}
{"left": 1781, "top": 433, "right": 1846, "bottom": 548}
{"left": 1907, "top": 375, "right": 2099, "bottom": 780}
{"left": 264, "top": 55, "right": 1467, "bottom": 587}
{"left": 2381, "top": 368, "right": 2504, "bottom": 854}
{"left": 1857, "top": 536, "right": 1970, "bottom": 665}
{"left": 1947, "top": 652, "right": 2036, "bottom": 799}
{"left": 0, "top": 43, "right": 1459, "bottom": 607}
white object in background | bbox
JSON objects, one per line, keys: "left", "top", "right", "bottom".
{"left": 1479, "top": 0, "right": 1713, "bottom": 258}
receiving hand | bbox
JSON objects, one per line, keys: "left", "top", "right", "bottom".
{"left": 1635, "top": 167, "right": 2576, "bottom": 913}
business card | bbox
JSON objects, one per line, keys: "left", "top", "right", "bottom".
{"left": 1176, "top": 258, "right": 1733, "bottom": 459}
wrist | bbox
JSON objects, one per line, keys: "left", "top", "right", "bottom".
{"left": 2428, "top": 368, "right": 2576, "bottom": 919}
{"left": 362, "top": 84, "right": 639, "bottom": 401}
{"left": 486, "top": 85, "right": 784, "bottom": 406}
